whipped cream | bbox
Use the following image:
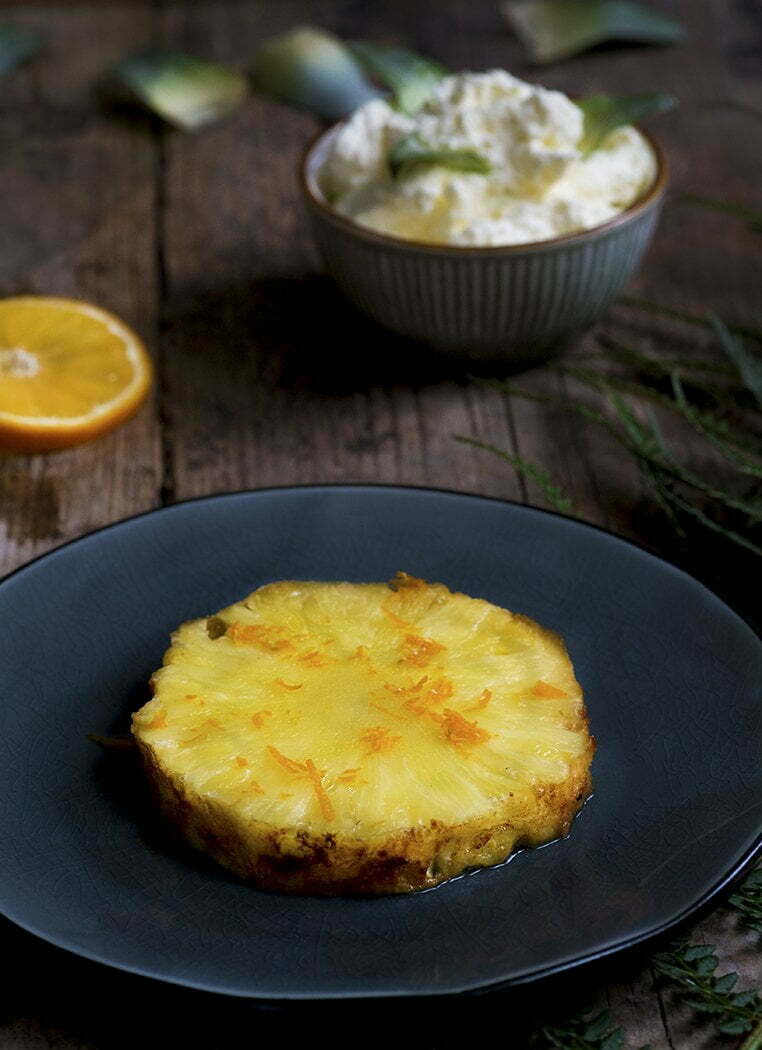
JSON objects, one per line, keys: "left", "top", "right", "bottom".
{"left": 318, "top": 70, "right": 657, "bottom": 246}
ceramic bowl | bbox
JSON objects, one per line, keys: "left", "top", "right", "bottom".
{"left": 302, "top": 126, "right": 667, "bottom": 360}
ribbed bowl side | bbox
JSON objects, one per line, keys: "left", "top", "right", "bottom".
{"left": 307, "top": 202, "right": 661, "bottom": 357}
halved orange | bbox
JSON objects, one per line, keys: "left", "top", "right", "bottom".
{"left": 0, "top": 296, "right": 152, "bottom": 453}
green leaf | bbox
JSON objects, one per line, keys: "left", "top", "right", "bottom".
{"left": 114, "top": 51, "right": 248, "bottom": 131}
{"left": 683, "top": 945, "right": 718, "bottom": 961}
{"left": 714, "top": 972, "right": 739, "bottom": 994}
{"left": 734, "top": 991, "right": 762, "bottom": 1008}
{"left": 350, "top": 41, "right": 446, "bottom": 115}
{"left": 251, "top": 26, "right": 379, "bottom": 121}
{"left": 578, "top": 92, "right": 677, "bottom": 155}
{"left": 719, "top": 1019, "right": 753, "bottom": 1035}
{"left": 600, "top": 1030, "right": 625, "bottom": 1050}
{"left": 710, "top": 313, "right": 762, "bottom": 409}
{"left": 503, "top": 0, "right": 685, "bottom": 65}
{"left": 680, "top": 194, "right": 762, "bottom": 234}
{"left": 583, "top": 1011, "right": 614, "bottom": 1039}
{"left": 389, "top": 133, "right": 491, "bottom": 179}
{"left": 454, "top": 435, "right": 573, "bottom": 514}
{"left": 0, "top": 24, "right": 42, "bottom": 77}
{"left": 684, "top": 998, "right": 725, "bottom": 1014}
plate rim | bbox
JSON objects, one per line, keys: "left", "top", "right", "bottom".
{"left": 1, "top": 483, "right": 760, "bottom": 999}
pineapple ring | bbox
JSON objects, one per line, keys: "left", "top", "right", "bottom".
{"left": 133, "top": 574, "right": 594, "bottom": 895}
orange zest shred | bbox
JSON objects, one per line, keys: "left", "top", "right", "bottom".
{"left": 383, "top": 608, "right": 415, "bottom": 630}
{"left": 370, "top": 701, "right": 403, "bottom": 719}
{"left": 384, "top": 675, "right": 428, "bottom": 696}
{"left": 267, "top": 745, "right": 306, "bottom": 776}
{"left": 267, "top": 746, "right": 335, "bottom": 820}
{"left": 337, "top": 768, "right": 359, "bottom": 783}
{"left": 227, "top": 622, "right": 293, "bottom": 652}
{"left": 146, "top": 711, "right": 167, "bottom": 730}
{"left": 532, "top": 681, "right": 568, "bottom": 699}
{"left": 184, "top": 694, "right": 197, "bottom": 701}
{"left": 441, "top": 709, "right": 492, "bottom": 749}
{"left": 405, "top": 677, "right": 453, "bottom": 714}
{"left": 250, "top": 710, "right": 272, "bottom": 728}
{"left": 275, "top": 678, "right": 303, "bottom": 690}
{"left": 361, "top": 726, "right": 402, "bottom": 754}
{"left": 304, "top": 758, "right": 335, "bottom": 820}
{"left": 426, "top": 677, "right": 453, "bottom": 702}
{"left": 355, "top": 645, "right": 369, "bottom": 659}
{"left": 298, "top": 650, "right": 329, "bottom": 668}
{"left": 466, "top": 688, "right": 492, "bottom": 712}
{"left": 389, "top": 571, "right": 427, "bottom": 591}
{"left": 235, "top": 756, "right": 249, "bottom": 767}
{"left": 400, "top": 634, "right": 445, "bottom": 667}
{"left": 250, "top": 778, "right": 265, "bottom": 796}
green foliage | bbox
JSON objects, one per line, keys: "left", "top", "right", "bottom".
{"left": 653, "top": 941, "right": 762, "bottom": 1037}
{"left": 454, "top": 435, "right": 572, "bottom": 513}
{"left": 729, "top": 868, "right": 762, "bottom": 936}
{"left": 680, "top": 194, "right": 762, "bottom": 235}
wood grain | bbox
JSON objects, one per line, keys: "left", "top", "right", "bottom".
{"left": 0, "top": 1, "right": 759, "bottom": 1047}
{"left": 0, "top": 4, "right": 162, "bottom": 577}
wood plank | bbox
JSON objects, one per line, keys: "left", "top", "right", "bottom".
{"left": 0, "top": 3, "right": 162, "bottom": 577}
{"left": 157, "top": 0, "right": 525, "bottom": 505}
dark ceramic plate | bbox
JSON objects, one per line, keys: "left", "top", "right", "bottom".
{"left": 0, "top": 486, "right": 759, "bottom": 999}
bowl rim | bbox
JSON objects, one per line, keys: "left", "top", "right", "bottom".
{"left": 300, "top": 121, "right": 669, "bottom": 256}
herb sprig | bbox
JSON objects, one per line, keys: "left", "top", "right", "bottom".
{"left": 531, "top": 1007, "right": 631, "bottom": 1049}
{"left": 729, "top": 868, "right": 762, "bottom": 936}
{"left": 529, "top": 868, "right": 761, "bottom": 1047}
{"left": 578, "top": 92, "right": 676, "bottom": 155}
{"left": 389, "top": 133, "right": 491, "bottom": 178}
{"left": 652, "top": 943, "right": 761, "bottom": 1037}
{"left": 465, "top": 305, "right": 762, "bottom": 558}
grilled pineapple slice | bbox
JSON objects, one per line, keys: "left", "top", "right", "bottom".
{"left": 133, "top": 573, "right": 594, "bottom": 895}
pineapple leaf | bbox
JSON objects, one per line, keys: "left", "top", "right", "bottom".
{"left": 114, "top": 51, "right": 248, "bottom": 131}
{"left": 349, "top": 41, "right": 447, "bottom": 115}
{"left": 251, "top": 26, "right": 379, "bottom": 121}
{"left": 503, "top": 0, "right": 685, "bottom": 65}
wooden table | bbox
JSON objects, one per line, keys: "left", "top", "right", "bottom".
{"left": 1, "top": 1, "right": 759, "bottom": 1046}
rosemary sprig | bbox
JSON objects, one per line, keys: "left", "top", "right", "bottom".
{"left": 454, "top": 435, "right": 572, "bottom": 513}
{"left": 471, "top": 348, "right": 762, "bottom": 556}
{"left": 652, "top": 942, "right": 762, "bottom": 1037}
{"left": 589, "top": 333, "right": 736, "bottom": 382}
{"left": 618, "top": 296, "right": 762, "bottom": 345}
{"left": 711, "top": 313, "right": 762, "bottom": 409}
{"left": 557, "top": 363, "right": 762, "bottom": 458}
{"left": 679, "top": 194, "right": 762, "bottom": 235}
